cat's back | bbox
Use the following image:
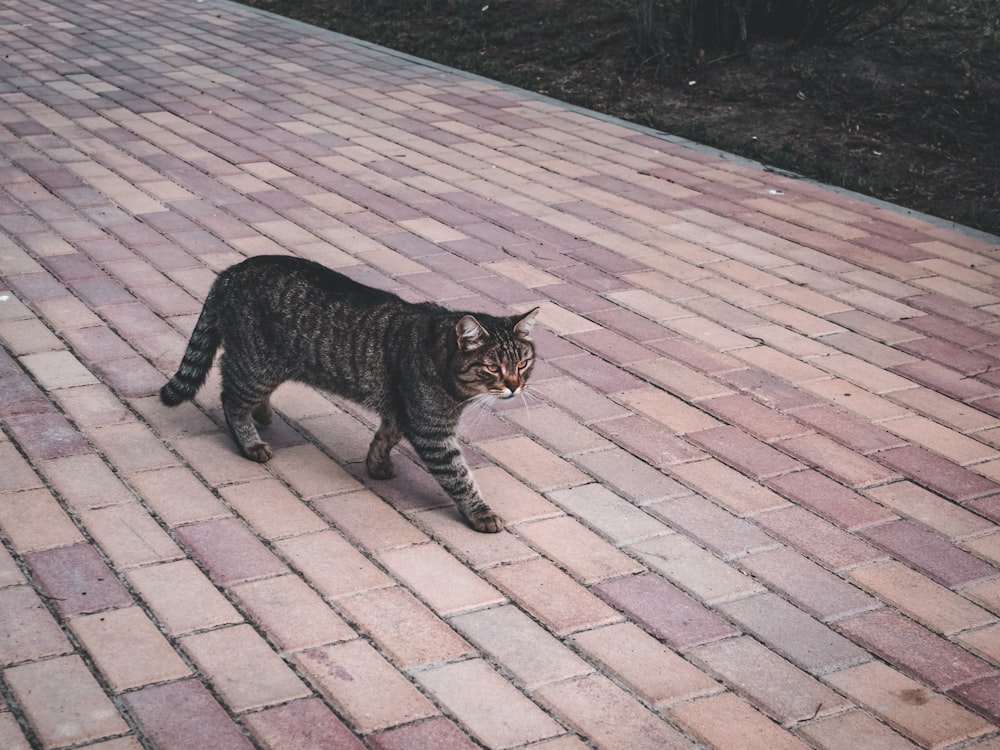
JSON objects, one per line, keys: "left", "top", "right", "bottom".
{"left": 218, "top": 255, "right": 389, "bottom": 305}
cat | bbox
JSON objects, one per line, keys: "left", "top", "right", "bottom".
{"left": 160, "top": 254, "right": 539, "bottom": 533}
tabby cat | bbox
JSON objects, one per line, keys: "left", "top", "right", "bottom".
{"left": 160, "top": 255, "right": 539, "bottom": 533}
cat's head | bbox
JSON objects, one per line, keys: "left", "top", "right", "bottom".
{"left": 453, "top": 308, "right": 539, "bottom": 400}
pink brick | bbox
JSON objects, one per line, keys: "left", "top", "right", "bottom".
{"left": 756, "top": 506, "right": 886, "bottom": 571}
{"left": 535, "top": 673, "right": 693, "bottom": 750}
{"left": 793, "top": 404, "right": 906, "bottom": 455}
{"left": 859, "top": 520, "right": 998, "bottom": 588}
{"left": 719, "top": 593, "right": 868, "bottom": 674}
{"left": 796, "top": 709, "right": 927, "bottom": 750}
{"left": 23, "top": 543, "right": 132, "bottom": 615}
{"left": 4, "top": 411, "right": 90, "bottom": 460}
{"left": 244, "top": 699, "right": 366, "bottom": 750}
{"left": 596, "top": 416, "right": 707, "bottom": 467}
{"left": 0, "top": 585, "right": 73, "bottom": 664}
{"left": 368, "top": 717, "right": 478, "bottom": 750}
{"left": 700, "top": 394, "right": 809, "bottom": 441}
{"left": 950, "top": 675, "right": 1000, "bottom": 726}
{"left": 575, "top": 448, "right": 690, "bottom": 505}
{"left": 739, "top": 547, "right": 877, "bottom": 621}
{"left": 688, "top": 636, "right": 849, "bottom": 725}
{"left": 768, "top": 470, "right": 897, "bottom": 529}
{"left": 593, "top": 572, "right": 738, "bottom": 650}
{"left": 276, "top": 530, "right": 393, "bottom": 600}
{"left": 336, "top": 586, "right": 474, "bottom": 670}
{"left": 836, "top": 609, "right": 995, "bottom": 690}
{"left": 877, "top": 445, "right": 1000, "bottom": 503}
{"left": 687, "top": 425, "right": 802, "bottom": 480}
{"left": 775, "top": 434, "right": 901, "bottom": 489}
{"left": 124, "top": 680, "right": 253, "bottom": 750}
{"left": 175, "top": 518, "right": 286, "bottom": 586}
{"left": 487, "top": 558, "right": 619, "bottom": 636}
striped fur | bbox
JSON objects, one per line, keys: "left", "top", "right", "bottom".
{"left": 160, "top": 255, "right": 539, "bottom": 533}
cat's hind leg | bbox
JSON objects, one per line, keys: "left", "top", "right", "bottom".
{"left": 252, "top": 396, "right": 274, "bottom": 425}
{"left": 220, "top": 357, "right": 275, "bottom": 462}
{"left": 366, "top": 419, "right": 401, "bottom": 479}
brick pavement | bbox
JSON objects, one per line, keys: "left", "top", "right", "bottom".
{"left": 1, "top": 0, "right": 999, "bottom": 747}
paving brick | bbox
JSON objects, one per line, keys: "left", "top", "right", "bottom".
{"left": 883, "top": 415, "right": 998, "bottom": 466}
{"left": 417, "top": 659, "right": 562, "bottom": 748}
{"left": 670, "top": 692, "right": 810, "bottom": 749}
{"left": 649, "top": 494, "right": 778, "bottom": 559}
{"left": 294, "top": 640, "right": 438, "bottom": 733}
{"left": 265, "top": 443, "right": 361, "bottom": 499}
{"left": 535, "top": 673, "right": 694, "bottom": 750}
{"left": 574, "top": 447, "right": 690, "bottom": 505}
{"left": 502, "top": 404, "right": 612, "bottom": 456}
{"left": 826, "top": 661, "right": 993, "bottom": 749}
{"left": 687, "top": 425, "right": 802, "bottom": 480}
{"left": 379, "top": 543, "right": 506, "bottom": 616}
{"left": 23, "top": 543, "right": 132, "bottom": 615}
{"left": 796, "top": 710, "right": 921, "bottom": 750}
{"left": 0, "top": 545, "right": 24, "bottom": 588}
{"left": 181, "top": 624, "right": 311, "bottom": 712}
{"left": 865, "top": 481, "right": 996, "bottom": 540}
{"left": 0, "top": 585, "right": 73, "bottom": 665}
{"left": 6, "top": 655, "right": 129, "bottom": 749}
{"left": 171, "top": 433, "right": 271, "bottom": 485}
{"left": 0, "top": 487, "right": 84, "bottom": 553}
{"left": 614, "top": 387, "right": 720, "bottom": 435}
{"left": 570, "top": 622, "right": 720, "bottom": 708}
{"left": 471, "top": 465, "right": 563, "bottom": 524}
{"left": 949, "top": 674, "right": 1000, "bottom": 726}
{"left": 768, "top": 469, "right": 898, "bottom": 530}
{"left": 124, "top": 679, "right": 254, "bottom": 750}
{"left": 41, "top": 454, "right": 136, "bottom": 511}
{"left": 776, "top": 434, "right": 902, "bottom": 490}
{"left": 547, "top": 483, "right": 669, "bottom": 544}
{"left": 739, "top": 546, "right": 878, "bottom": 620}
{"left": 688, "top": 636, "right": 850, "bottom": 726}
{"left": 513, "top": 515, "right": 643, "bottom": 583}
{"left": 276, "top": 530, "right": 393, "bottom": 599}
{"left": 450, "top": 604, "right": 592, "bottom": 689}
{"left": 70, "top": 606, "right": 191, "bottom": 691}
{"left": 337, "top": 586, "right": 472, "bottom": 669}
{"left": 478, "top": 436, "right": 592, "bottom": 492}
{"left": 594, "top": 572, "right": 738, "bottom": 649}
{"left": 756, "top": 506, "right": 886, "bottom": 571}
{"left": 667, "top": 458, "right": 789, "bottom": 517}
{"left": 231, "top": 574, "right": 356, "bottom": 652}
{"left": 0, "top": 714, "right": 31, "bottom": 750}
{"left": 412, "top": 506, "right": 538, "bottom": 569}
{"left": 0, "top": 442, "right": 43, "bottom": 494}
{"left": 532, "top": 377, "right": 630, "bottom": 423}
{"left": 878, "top": 445, "right": 1000, "bottom": 503}
{"left": 129, "top": 466, "right": 230, "bottom": 527}
{"left": 243, "top": 699, "right": 366, "bottom": 750}
{"left": 596, "top": 415, "right": 707, "bottom": 467}
{"left": 719, "top": 593, "right": 869, "bottom": 674}
{"left": 367, "top": 717, "right": 478, "bottom": 750}
{"left": 836, "top": 609, "right": 995, "bottom": 690}
{"left": 176, "top": 516, "right": 288, "bottom": 583}
{"left": 859, "top": 519, "right": 998, "bottom": 588}
{"left": 87, "top": 422, "right": 178, "bottom": 475}
{"left": 81, "top": 502, "right": 184, "bottom": 568}
{"left": 218, "top": 478, "right": 328, "bottom": 540}
{"left": 4, "top": 411, "right": 91, "bottom": 460}
{"left": 487, "top": 558, "right": 620, "bottom": 635}
{"left": 127, "top": 560, "right": 243, "bottom": 635}
{"left": 850, "top": 561, "right": 994, "bottom": 636}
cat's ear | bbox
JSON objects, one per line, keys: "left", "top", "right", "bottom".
{"left": 456, "top": 315, "right": 489, "bottom": 351}
{"left": 513, "top": 307, "right": 540, "bottom": 340}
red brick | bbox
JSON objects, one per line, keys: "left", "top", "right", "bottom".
{"left": 949, "top": 675, "right": 1000, "bottom": 726}
{"left": 23, "top": 543, "right": 132, "bottom": 615}
{"left": 767, "top": 470, "right": 897, "bottom": 530}
{"left": 877, "top": 446, "right": 1000, "bottom": 503}
{"left": 593, "top": 572, "right": 738, "bottom": 650}
{"left": 755, "top": 506, "right": 886, "bottom": 571}
{"left": 687, "top": 425, "right": 802, "bottom": 480}
{"left": 367, "top": 717, "right": 478, "bottom": 750}
{"left": 858, "top": 520, "right": 997, "bottom": 588}
{"left": 124, "top": 680, "right": 253, "bottom": 750}
{"left": 175, "top": 518, "right": 286, "bottom": 586}
{"left": 837, "top": 610, "right": 995, "bottom": 690}
{"left": 243, "top": 698, "right": 365, "bottom": 750}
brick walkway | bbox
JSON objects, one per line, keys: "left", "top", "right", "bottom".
{"left": 2, "top": 0, "right": 999, "bottom": 748}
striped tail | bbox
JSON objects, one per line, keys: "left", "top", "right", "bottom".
{"left": 160, "top": 289, "right": 221, "bottom": 406}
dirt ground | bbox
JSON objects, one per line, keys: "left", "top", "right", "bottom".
{"left": 236, "top": 0, "right": 1000, "bottom": 238}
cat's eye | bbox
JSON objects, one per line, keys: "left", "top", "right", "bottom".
{"left": 483, "top": 364, "right": 501, "bottom": 374}
{"left": 516, "top": 360, "right": 530, "bottom": 371}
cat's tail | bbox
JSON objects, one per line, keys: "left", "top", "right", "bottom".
{"left": 160, "top": 286, "right": 221, "bottom": 406}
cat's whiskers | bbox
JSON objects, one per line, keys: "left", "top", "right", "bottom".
{"left": 460, "top": 392, "right": 497, "bottom": 433}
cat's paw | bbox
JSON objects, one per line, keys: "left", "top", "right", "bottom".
{"left": 469, "top": 510, "right": 504, "bottom": 534}
{"left": 366, "top": 457, "right": 396, "bottom": 480}
{"left": 243, "top": 442, "right": 273, "bottom": 463}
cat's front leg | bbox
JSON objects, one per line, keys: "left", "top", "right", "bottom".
{"left": 366, "top": 420, "right": 401, "bottom": 479}
{"left": 408, "top": 433, "right": 503, "bottom": 533}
